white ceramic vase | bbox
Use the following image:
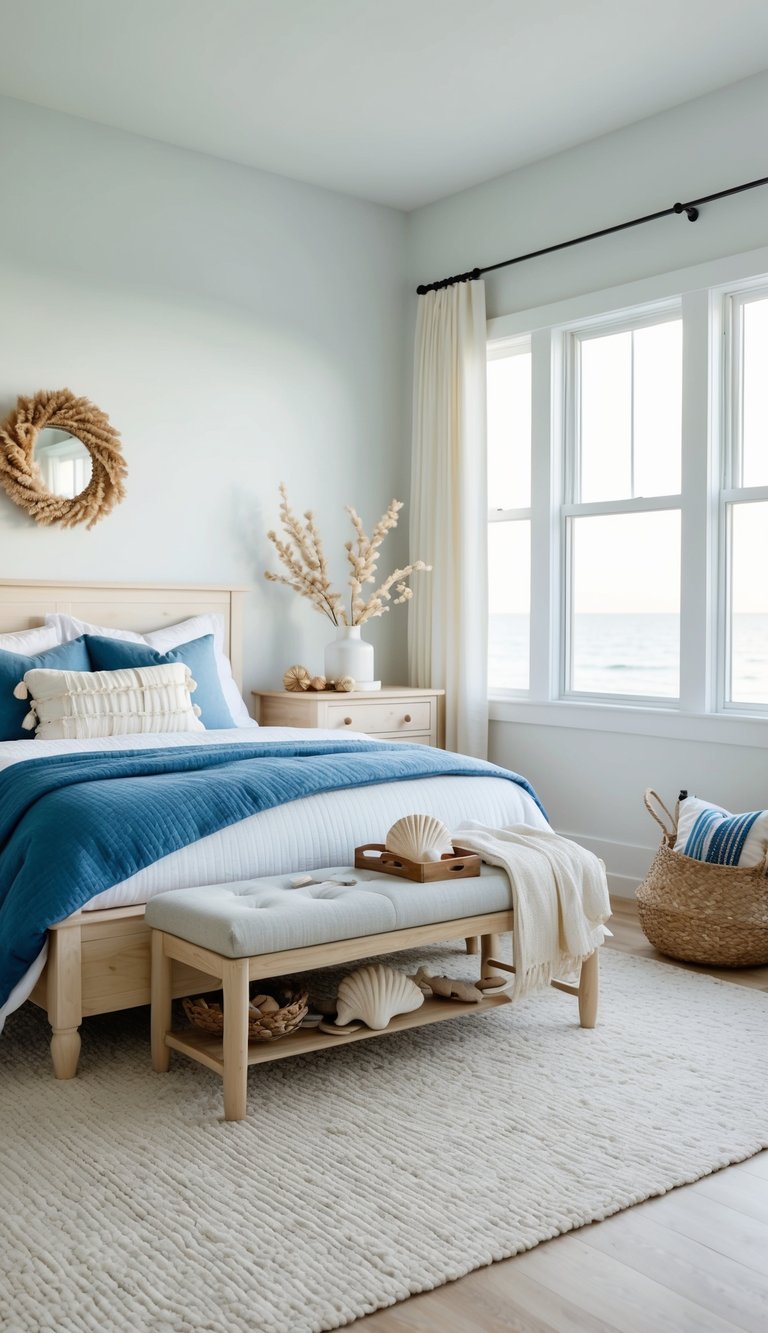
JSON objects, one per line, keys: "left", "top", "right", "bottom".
{"left": 324, "top": 625, "right": 379, "bottom": 691}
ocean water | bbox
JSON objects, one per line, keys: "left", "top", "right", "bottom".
{"left": 489, "top": 613, "right": 768, "bottom": 703}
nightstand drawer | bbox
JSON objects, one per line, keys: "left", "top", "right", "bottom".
{"left": 325, "top": 699, "right": 433, "bottom": 735}
{"left": 252, "top": 687, "right": 444, "bottom": 748}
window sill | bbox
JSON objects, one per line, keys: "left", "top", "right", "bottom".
{"left": 488, "top": 696, "right": 768, "bottom": 748}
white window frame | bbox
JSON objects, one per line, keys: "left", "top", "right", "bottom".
{"left": 485, "top": 241, "right": 768, "bottom": 749}
{"left": 719, "top": 283, "right": 768, "bottom": 715}
{"left": 561, "top": 303, "right": 683, "bottom": 706}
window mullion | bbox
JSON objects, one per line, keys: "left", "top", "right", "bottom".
{"left": 721, "top": 484, "right": 768, "bottom": 503}
{"left": 570, "top": 334, "right": 581, "bottom": 506}
{"left": 489, "top": 506, "right": 531, "bottom": 522}
{"left": 529, "top": 327, "right": 556, "bottom": 701}
{"left": 678, "top": 287, "right": 715, "bottom": 713}
{"left": 562, "top": 494, "right": 680, "bottom": 518}
{"left": 630, "top": 330, "right": 636, "bottom": 498}
{"left": 733, "top": 297, "right": 743, "bottom": 490}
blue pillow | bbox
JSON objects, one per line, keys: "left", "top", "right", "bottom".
{"left": 0, "top": 636, "right": 91, "bottom": 741}
{"left": 84, "top": 634, "right": 235, "bottom": 729}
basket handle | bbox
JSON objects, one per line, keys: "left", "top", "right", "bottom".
{"left": 643, "top": 789, "right": 678, "bottom": 840}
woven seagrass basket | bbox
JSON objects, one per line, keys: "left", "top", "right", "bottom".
{"left": 183, "top": 990, "right": 309, "bottom": 1042}
{"left": 636, "top": 789, "right": 768, "bottom": 967}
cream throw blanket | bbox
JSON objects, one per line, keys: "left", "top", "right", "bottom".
{"left": 456, "top": 823, "right": 612, "bottom": 998}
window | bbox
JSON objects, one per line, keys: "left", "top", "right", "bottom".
{"left": 565, "top": 315, "right": 682, "bottom": 700}
{"left": 485, "top": 260, "right": 768, "bottom": 731}
{"left": 724, "top": 289, "right": 768, "bottom": 709}
{"left": 487, "top": 341, "right": 531, "bottom": 692}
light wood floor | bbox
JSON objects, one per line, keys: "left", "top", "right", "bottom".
{"left": 355, "top": 899, "right": 768, "bottom": 1333}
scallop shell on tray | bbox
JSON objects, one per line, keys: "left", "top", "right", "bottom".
{"left": 385, "top": 813, "right": 454, "bottom": 863}
{"left": 335, "top": 963, "right": 424, "bottom": 1030}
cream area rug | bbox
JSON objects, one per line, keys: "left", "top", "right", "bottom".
{"left": 1, "top": 944, "right": 766, "bottom": 1333}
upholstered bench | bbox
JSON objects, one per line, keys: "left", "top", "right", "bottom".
{"left": 147, "top": 865, "right": 599, "bottom": 1120}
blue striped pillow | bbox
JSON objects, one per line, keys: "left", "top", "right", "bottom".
{"left": 675, "top": 796, "right": 768, "bottom": 869}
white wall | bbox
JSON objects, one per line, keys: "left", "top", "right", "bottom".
{"left": 0, "top": 97, "right": 410, "bottom": 695}
{"left": 407, "top": 71, "right": 768, "bottom": 893}
{"left": 497, "top": 722, "right": 768, "bottom": 898}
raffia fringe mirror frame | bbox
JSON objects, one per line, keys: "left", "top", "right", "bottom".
{"left": 0, "top": 388, "right": 127, "bottom": 529}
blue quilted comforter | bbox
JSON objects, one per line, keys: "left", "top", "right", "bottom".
{"left": 0, "top": 738, "right": 544, "bottom": 1007}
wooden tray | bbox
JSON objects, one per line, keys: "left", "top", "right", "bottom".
{"left": 354, "top": 844, "right": 481, "bottom": 882}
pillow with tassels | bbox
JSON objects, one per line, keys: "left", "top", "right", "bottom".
{"left": 16, "top": 662, "right": 204, "bottom": 740}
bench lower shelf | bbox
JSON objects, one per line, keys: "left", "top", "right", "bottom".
{"left": 166, "top": 992, "right": 513, "bottom": 1073}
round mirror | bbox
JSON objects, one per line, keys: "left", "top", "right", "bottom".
{"left": 33, "top": 428, "right": 93, "bottom": 499}
{"left": 0, "top": 388, "right": 126, "bottom": 528}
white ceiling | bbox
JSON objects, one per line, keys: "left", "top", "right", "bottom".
{"left": 1, "top": 0, "right": 767, "bottom": 210}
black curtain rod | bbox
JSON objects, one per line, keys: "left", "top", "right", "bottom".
{"left": 415, "top": 174, "right": 768, "bottom": 295}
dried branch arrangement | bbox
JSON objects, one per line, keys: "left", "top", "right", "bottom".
{"left": 265, "top": 484, "right": 431, "bottom": 626}
{"left": 0, "top": 388, "right": 127, "bottom": 529}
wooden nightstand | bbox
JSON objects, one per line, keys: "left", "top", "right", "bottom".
{"left": 252, "top": 687, "right": 445, "bottom": 748}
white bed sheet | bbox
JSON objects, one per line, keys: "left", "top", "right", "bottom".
{"left": 0, "top": 727, "right": 548, "bottom": 1024}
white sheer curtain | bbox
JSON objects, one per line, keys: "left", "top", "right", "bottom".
{"left": 408, "top": 280, "right": 488, "bottom": 758}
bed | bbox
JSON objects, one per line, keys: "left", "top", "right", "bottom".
{"left": 0, "top": 579, "right": 548, "bottom": 1079}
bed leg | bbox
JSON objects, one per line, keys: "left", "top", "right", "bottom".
{"left": 480, "top": 933, "right": 503, "bottom": 979}
{"left": 222, "top": 958, "right": 250, "bottom": 1122}
{"left": 47, "top": 919, "right": 83, "bottom": 1080}
{"left": 578, "top": 948, "right": 599, "bottom": 1028}
{"left": 151, "top": 932, "right": 173, "bottom": 1073}
{"left": 465, "top": 936, "right": 479, "bottom": 954}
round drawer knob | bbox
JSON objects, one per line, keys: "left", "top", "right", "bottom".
{"left": 403, "top": 714, "right": 412, "bottom": 723}
{"left": 344, "top": 717, "right": 353, "bottom": 725}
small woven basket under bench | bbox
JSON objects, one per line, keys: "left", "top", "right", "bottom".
{"left": 637, "top": 789, "right": 768, "bottom": 967}
{"left": 183, "top": 991, "right": 309, "bottom": 1042}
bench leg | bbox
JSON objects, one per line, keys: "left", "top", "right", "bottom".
{"left": 151, "top": 932, "right": 173, "bottom": 1073}
{"left": 578, "top": 948, "right": 599, "bottom": 1028}
{"left": 480, "top": 932, "right": 503, "bottom": 979}
{"left": 222, "top": 958, "right": 250, "bottom": 1122}
{"left": 465, "top": 936, "right": 479, "bottom": 955}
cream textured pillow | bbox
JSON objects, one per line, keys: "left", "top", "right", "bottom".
{"left": 17, "top": 663, "right": 204, "bottom": 740}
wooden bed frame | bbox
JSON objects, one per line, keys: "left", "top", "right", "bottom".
{"left": 0, "top": 579, "right": 245, "bottom": 1078}
{"left": 3, "top": 579, "right": 598, "bottom": 1082}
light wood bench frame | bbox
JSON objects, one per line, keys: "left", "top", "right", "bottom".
{"left": 150, "top": 912, "right": 599, "bottom": 1120}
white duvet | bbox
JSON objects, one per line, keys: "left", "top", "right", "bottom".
{"left": 0, "top": 727, "right": 548, "bottom": 1024}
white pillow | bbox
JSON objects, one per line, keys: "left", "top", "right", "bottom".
{"left": 0, "top": 625, "right": 59, "bottom": 655}
{"left": 45, "top": 611, "right": 255, "bottom": 727}
{"left": 674, "top": 795, "right": 768, "bottom": 869}
{"left": 17, "top": 663, "right": 204, "bottom": 741}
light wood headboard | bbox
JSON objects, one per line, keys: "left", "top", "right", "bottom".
{"left": 0, "top": 580, "right": 246, "bottom": 689}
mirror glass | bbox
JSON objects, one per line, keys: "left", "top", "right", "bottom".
{"left": 33, "top": 428, "right": 92, "bottom": 499}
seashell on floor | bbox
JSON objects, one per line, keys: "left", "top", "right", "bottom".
{"left": 335, "top": 963, "right": 424, "bottom": 1030}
